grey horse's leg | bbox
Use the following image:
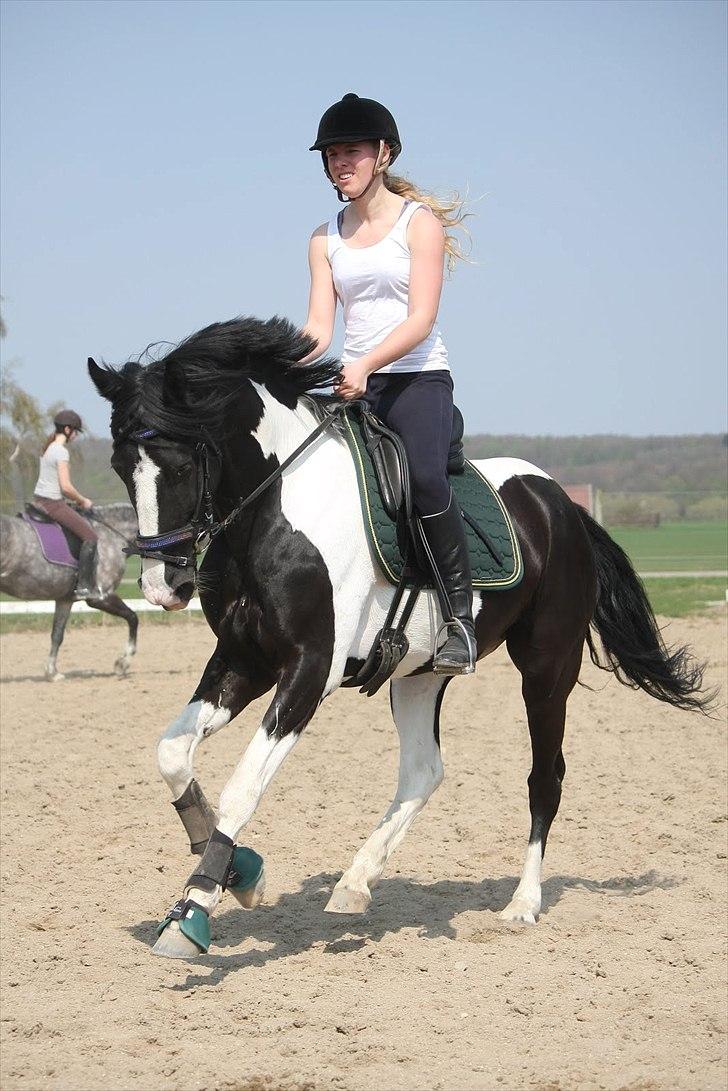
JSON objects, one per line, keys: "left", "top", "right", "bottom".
{"left": 46, "top": 598, "right": 74, "bottom": 681}
{"left": 84, "top": 592, "right": 139, "bottom": 676}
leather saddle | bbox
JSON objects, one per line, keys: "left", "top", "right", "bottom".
{"left": 352, "top": 402, "right": 466, "bottom": 575}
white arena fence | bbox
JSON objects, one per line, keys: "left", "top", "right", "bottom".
{"left": 1, "top": 599, "right": 203, "bottom": 615}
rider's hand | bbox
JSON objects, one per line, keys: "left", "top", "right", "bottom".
{"left": 80, "top": 497, "right": 94, "bottom": 510}
{"left": 335, "top": 360, "right": 371, "bottom": 401}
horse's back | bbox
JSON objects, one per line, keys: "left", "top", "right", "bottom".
{"left": 0, "top": 512, "right": 77, "bottom": 599}
{"left": 472, "top": 456, "right": 551, "bottom": 491}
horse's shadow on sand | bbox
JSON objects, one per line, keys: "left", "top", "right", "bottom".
{"left": 0, "top": 667, "right": 187, "bottom": 684}
{"left": 126, "top": 868, "right": 679, "bottom": 990}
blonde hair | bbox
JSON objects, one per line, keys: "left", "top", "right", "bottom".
{"left": 384, "top": 171, "right": 472, "bottom": 274}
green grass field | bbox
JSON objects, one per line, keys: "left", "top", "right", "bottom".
{"left": 607, "top": 521, "right": 727, "bottom": 616}
{"left": 608, "top": 520, "right": 727, "bottom": 573}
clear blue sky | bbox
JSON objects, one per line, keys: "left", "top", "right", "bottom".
{"left": 1, "top": 0, "right": 726, "bottom": 436}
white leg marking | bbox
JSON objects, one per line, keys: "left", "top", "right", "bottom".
{"left": 157, "top": 700, "right": 232, "bottom": 800}
{"left": 500, "top": 841, "right": 543, "bottom": 924}
{"left": 327, "top": 675, "right": 445, "bottom": 913}
{"left": 215, "top": 724, "right": 299, "bottom": 840}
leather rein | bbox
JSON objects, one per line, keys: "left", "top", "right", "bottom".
{"left": 124, "top": 404, "right": 348, "bottom": 570}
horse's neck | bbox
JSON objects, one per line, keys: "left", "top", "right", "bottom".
{"left": 249, "top": 384, "right": 339, "bottom": 467}
{"left": 95, "top": 504, "right": 137, "bottom": 537}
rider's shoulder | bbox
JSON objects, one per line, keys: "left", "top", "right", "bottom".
{"left": 310, "top": 222, "right": 329, "bottom": 242}
{"left": 408, "top": 203, "right": 444, "bottom": 238}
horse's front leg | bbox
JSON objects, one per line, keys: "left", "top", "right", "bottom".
{"left": 153, "top": 661, "right": 323, "bottom": 959}
{"left": 326, "top": 673, "right": 448, "bottom": 914}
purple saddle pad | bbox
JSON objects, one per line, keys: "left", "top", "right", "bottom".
{"left": 22, "top": 513, "right": 78, "bottom": 568}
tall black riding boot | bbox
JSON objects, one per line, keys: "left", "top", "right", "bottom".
{"left": 74, "top": 541, "right": 100, "bottom": 600}
{"left": 419, "top": 491, "right": 477, "bottom": 675}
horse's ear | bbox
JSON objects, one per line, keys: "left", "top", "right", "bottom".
{"left": 88, "top": 358, "right": 124, "bottom": 402}
{"left": 163, "top": 360, "right": 188, "bottom": 409}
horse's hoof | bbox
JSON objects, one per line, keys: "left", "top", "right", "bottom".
{"left": 152, "top": 920, "right": 204, "bottom": 959}
{"left": 229, "top": 866, "right": 266, "bottom": 910}
{"left": 46, "top": 671, "right": 65, "bottom": 683}
{"left": 500, "top": 898, "right": 538, "bottom": 925}
{"left": 113, "top": 657, "right": 130, "bottom": 677}
{"left": 324, "top": 886, "right": 371, "bottom": 915}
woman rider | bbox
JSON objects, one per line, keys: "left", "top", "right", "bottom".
{"left": 33, "top": 409, "right": 100, "bottom": 599}
{"left": 304, "top": 93, "right": 476, "bottom": 675}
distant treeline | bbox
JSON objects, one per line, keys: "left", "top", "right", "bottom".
{"left": 464, "top": 433, "right": 727, "bottom": 522}
{"left": 3, "top": 427, "right": 726, "bottom": 525}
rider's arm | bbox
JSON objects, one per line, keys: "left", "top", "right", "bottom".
{"left": 300, "top": 225, "right": 337, "bottom": 364}
{"left": 359, "top": 209, "right": 445, "bottom": 372}
{"left": 57, "top": 460, "right": 92, "bottom": 509}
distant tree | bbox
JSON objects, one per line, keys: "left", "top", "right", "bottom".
{"left": 0, "top": 366, "right": 55, "bottom": 507}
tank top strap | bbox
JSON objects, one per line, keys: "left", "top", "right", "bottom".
{"left": 390, "top": 200, "right": 428, "bottom": 249}
{"left": 326, "top": 213, "right": 343, "bottom": 262}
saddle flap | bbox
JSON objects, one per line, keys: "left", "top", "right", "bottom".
{"left": 25, "top": 501, "right": 54, "bottom": 524}
{"left": 359, "top": 409, "right": 412, "bottom": 523}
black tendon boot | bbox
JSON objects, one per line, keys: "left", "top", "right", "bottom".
{"left": 74, "top": 541, "right": 100, "bottom": 600}
{"left": 420, "top": 492, "right": 477, "bottom": 675}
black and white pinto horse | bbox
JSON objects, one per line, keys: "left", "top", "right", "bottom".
{"left": 89, "top": 318, "right": 707, "bottom": 959}
{"left": 0, "top": 503, "right": 139, "bottom": 680}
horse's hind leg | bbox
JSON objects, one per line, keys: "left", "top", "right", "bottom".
{"left": 46, "top": 598, "right": 73, "bottom": 681}
{"left": 501, "top": 630, "right": 584, "bottom": 924}
{"left": 326, "top": 674, "right": 448, "bottom": 914}
{"left": 85, "top": 592, "right": 139, "bottom": 676}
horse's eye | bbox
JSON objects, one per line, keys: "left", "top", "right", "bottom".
{"left": 176, "top": 463, "right": 193, "bottom": 478}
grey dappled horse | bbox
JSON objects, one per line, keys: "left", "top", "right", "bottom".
{"left": 0, "top": 503, "right": 139, "bottom": 680}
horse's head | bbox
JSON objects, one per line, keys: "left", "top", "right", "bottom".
{"left": 88, "top": 317, "right": 341, "bottom": 610}
{"left": 88, "top": 357, "right": 219, "bottom": 610}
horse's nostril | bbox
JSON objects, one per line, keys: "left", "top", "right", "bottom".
{"left": 176, "top": 581, "right": 195, "bottom": 604}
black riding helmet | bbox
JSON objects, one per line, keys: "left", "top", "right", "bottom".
{"left": 309, "top": 92, "right": 402, "bottom": 183}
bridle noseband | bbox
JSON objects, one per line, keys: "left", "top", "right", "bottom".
{"left": 123, "top": 403, "right": 349, "bottom": 572}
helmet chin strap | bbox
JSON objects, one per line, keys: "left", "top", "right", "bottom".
{"left": 329, "top": 140, "right": 389, "bottom": 203}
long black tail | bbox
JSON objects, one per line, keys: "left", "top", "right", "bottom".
{"left": 577, "top": 508, "right": 712, "bottom": 713}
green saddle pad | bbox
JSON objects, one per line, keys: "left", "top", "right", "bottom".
{"left": 342, "top": 409, "right": 524, "bottom": 590}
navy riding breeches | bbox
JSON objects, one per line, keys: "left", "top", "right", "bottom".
{"left": 362, "top": 369, "right": 454, "bottom": 516}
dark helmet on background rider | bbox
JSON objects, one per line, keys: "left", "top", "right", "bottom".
{"left": 54, "top": 409, "right": 83, "bottom": 433}
{"left": 309, "top": 92, "right": 402, "bottom": 183}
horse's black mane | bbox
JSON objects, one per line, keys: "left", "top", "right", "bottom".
{"left": 104, "top": 316, "right": 341, "bottom": 441}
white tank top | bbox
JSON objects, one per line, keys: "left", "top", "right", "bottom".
{"left": 327, "top": 200, "right": 450, "bottom": 375}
